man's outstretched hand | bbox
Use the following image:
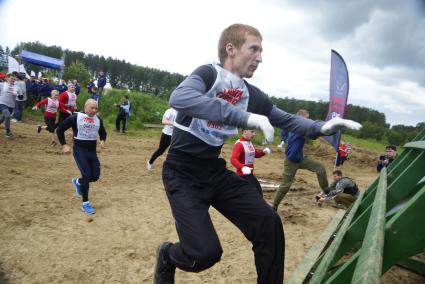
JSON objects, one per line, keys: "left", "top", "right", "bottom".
{"left": 321, "top": 117, "right": 362, "bottom": 135}
{"left": 247, "top": 113, "right": 275, "bottom": 144}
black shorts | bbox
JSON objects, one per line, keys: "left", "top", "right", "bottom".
{"left": 44, "top": 117, "right": 57, "bottom": 133}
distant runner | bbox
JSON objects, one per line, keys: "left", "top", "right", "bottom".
{"left": 56, "top": 99, "right": 107, "bottom": 215}
{"left": 33, "top": 90, "right": 64, "bottom": 145}
{"left": 147, "top": 107, "right": 177, "bottom": 171}
{"left": 230, "top": 129, "right": 270, "bottom": 196}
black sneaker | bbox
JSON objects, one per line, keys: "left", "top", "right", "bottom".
{"left": 37, "top": 125, "right": 42, "bottom": 133}
{"left": 5, "top": 130, "right": 13, "bottom": 138}
{"left": 153, "top": 242, "right": 175, "bottom": 284}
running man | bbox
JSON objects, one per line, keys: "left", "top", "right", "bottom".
{"left": 153, "top": 24, "right": 361, "bottom": 284}
{"left": 230, "top": 129, "right": 270, "bottom": 196}
{"left": 0, "top": 73, "right": 21, "bottom": 138}
{"left": 58, "top": 83, "right": 78, "bottom": 124}
{"left": 33, "top": 89, "right": 65, "bottom": 145}
{"left": 147, "top": 107, "right": 177, "bottom": 171}
{"left": 56, "top": 99, "right": 107, "bottom": 215}
{"left": 272, "top": 110, "right": 329, "bottom": 210}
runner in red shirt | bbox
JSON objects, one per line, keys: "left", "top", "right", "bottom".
{"left": 32, "top": 90, "right": 68, "bottom": 145}
{"left": 230, "top": 129, "right": 271, "bottom": 196}
{"left": 336, "top": 141, "right": 349, "bottom": 166}
{"left": 58, "top": 83, "right": 78, "bottom": 123}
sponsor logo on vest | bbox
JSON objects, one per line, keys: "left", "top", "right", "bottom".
{"left": 207, "top": 121, "right": 223, "bottom": 130}
{"left": 84, "top": 117, "right": 94, "bottom": 123}
{"left": 216, "top": 88, "right": 244, "bottom": 105}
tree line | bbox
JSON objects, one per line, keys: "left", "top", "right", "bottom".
{"left": 1, "top": 42, "right": 423, "bottom": 146}
{"left": 271, "top": 96, "right": 424, "bottom": 146}
{"left": 0, "top": 42, "right": 185, "bottom": 94}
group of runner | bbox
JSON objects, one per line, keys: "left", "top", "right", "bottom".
{"left": 32, "top": 84, "right": 78, "bottom": 144}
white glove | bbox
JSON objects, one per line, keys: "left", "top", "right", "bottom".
{"left": 246, "top": 113, "right": 275, "bottom": 144}
{"left": 32, "top": 106, "right": 38, "bottom": 110}
{"left": 321, "top": 117, "right": 362, "bottom": 135}
{"left": 263, "top": 147, "right": 271, "bottom": 155}
{"left": 241, "top": 166, "right": 252, "bottom": 175}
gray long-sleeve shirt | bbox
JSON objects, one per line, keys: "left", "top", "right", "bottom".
{"left": 326, "top": 177, "right": 359, "bottom": 199}
{"left": 0, "top": 82, "right": 21, "bottom": 108}
{"left": 169, "top": 65, "right": 325, "bottom": 158}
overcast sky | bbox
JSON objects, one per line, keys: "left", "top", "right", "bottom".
{"left": 1, "top": 0, "right": 424, "bottom": 126}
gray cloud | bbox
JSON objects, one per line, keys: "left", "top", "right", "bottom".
{"left": 277, "top": 0, "right": 425, "bottom": 82}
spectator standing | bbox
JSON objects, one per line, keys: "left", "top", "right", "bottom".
{"left": 115, "top": 95, "right": 130, "bottom": 133}
{"left": 37, "top": 78, "right": 53, "bottom": 100}
{"left": 73, "top": 80, "right": 81, "bottom": 95}
{"left": 97, "top": 72, "right": 106, "bottom": 95}
{"left": 26, "top": 76, "right": 38, "bottom": 106}
{"left": 12, "top": 73, "right": 27, "bottom": 122}
{"left": 55, "top": 79, "right": 67, "bottom": 94}
{"left": 377, "top": 145, "right": 397, "bottom": 172}
{"left": 90, "top": 87, "right": 100, "bottom": 104}
{"left": 87, "top": 79, "right": 95, "bottom": 95}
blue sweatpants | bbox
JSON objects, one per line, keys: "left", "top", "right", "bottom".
{"left": 73, "top": 145, "right": 100, "bottom": 202}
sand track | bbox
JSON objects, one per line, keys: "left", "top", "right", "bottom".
{"left": 0, "top": 121, "right": 422, "bottom": 283}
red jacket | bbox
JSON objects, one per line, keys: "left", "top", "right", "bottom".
{"left": 58, "top": 91, "right": 77, "bottom": 113}
{"left": 35, "top": 98, "right": 62, "bottom": 119}
{"left": 231, "top": 136, "right": 265, "bottom": 176}
{"left": 338, "top": 144, "right": 349, "bottom": 157}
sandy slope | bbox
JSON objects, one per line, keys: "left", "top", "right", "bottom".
{"left": 0, "top": 121, "right": 423, "bottom": 283}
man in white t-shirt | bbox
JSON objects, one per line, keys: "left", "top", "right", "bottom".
{"left": 147, "top": 108, "right": 177, "bottom": 171}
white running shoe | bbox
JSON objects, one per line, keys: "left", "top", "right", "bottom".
{"left": 11, "top": 118, "right": 18, "bottom": 123}
{"left": 147, "top": 161, "right": 153, "bottom": 171}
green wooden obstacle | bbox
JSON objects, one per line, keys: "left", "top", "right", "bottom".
{"left": 287, "top": 127, "right": 425, "bottom": 284}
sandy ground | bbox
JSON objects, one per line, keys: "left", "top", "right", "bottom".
{"left": 0, "top": 120, "right": 423, "bottom": 283}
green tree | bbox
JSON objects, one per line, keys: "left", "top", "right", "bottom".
{"left": 5, "top": 46, "right": 10, "bottom": 65}
{"left": 0, "top": 45, "right": 6, "bottom": 70}
{"left": 386, "top": 129, "right": 405, "bottom": 146}
{"left": 63, "top": 61, "right": 91, "bottom": 85}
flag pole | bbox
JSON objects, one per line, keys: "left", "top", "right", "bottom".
{"left": 333, "top": 151, "right": 338, "bottom": 171}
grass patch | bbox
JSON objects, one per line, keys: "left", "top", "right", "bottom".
{"left": 342, "top": 133, "right": 387, "bottom": 153}
{"left": 24, "top": 88, "right": 399, "bottom": 153}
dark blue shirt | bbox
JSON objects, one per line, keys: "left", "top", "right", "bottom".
{"left": 38, "top": 83, "right": 53, "bottom": 98}
{"left": 87, "top": 82, "right": 95, "bottom": 94}
{"left": 97, "top": 75, "right": 106, "bottom": 88}
{"left": 285, "top": 132, "right": 306, "bottom": 162}
{"left": 280, "top": 128, "right": 288, "bottom": 142}
{"left": 55, "top": 83, "right": 67, "bottom": 93}
{"left": 75, "top": 83, "right": 81, "bottom": 95}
